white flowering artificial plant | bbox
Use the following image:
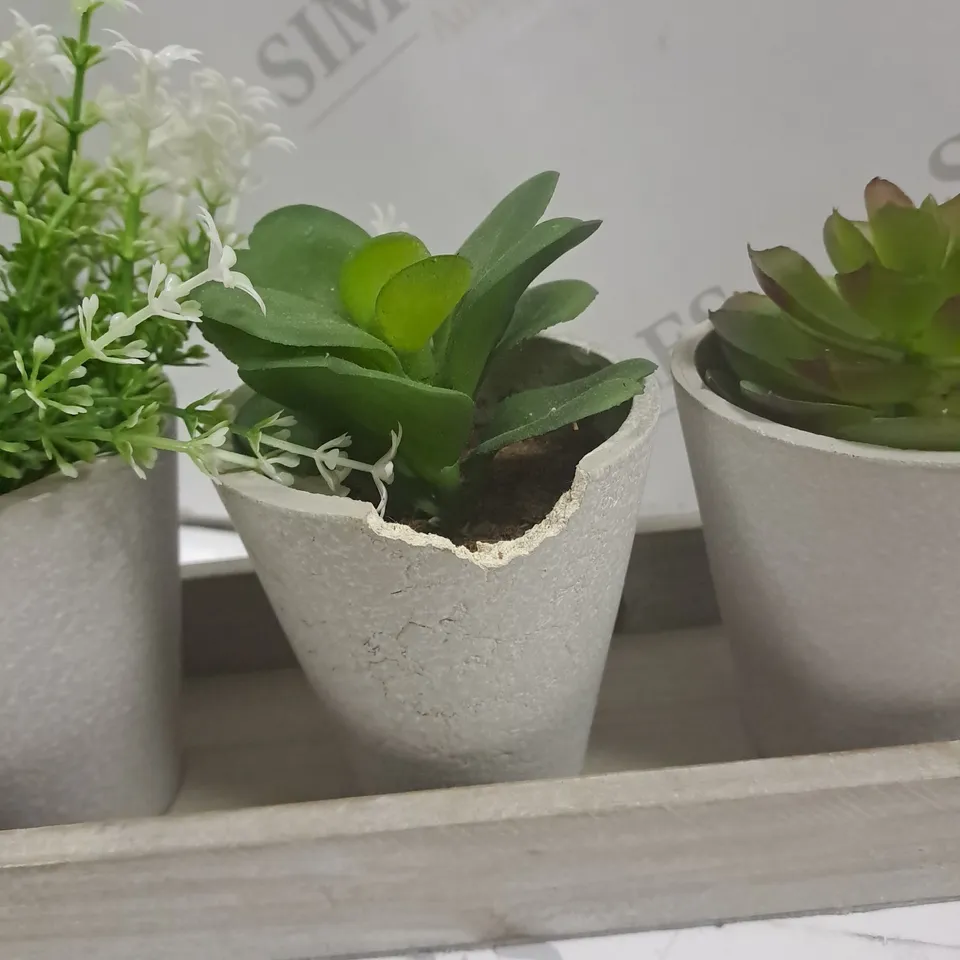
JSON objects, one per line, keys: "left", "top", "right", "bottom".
{"left": 0, "top": 1, "right": 378, "bottom": 505}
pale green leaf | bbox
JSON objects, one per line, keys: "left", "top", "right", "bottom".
{"left": 339, "top": 232, "right": 430, "bottom": 329}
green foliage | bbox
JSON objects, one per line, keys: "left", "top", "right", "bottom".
{"left": 196, "top": 172, "right": 656, "bottom": 509}
{"left": 0, "top": 9, "right": 196, "bottom": 491}
{"left": 703, "top": 178, "right": 960, "bottom": 449}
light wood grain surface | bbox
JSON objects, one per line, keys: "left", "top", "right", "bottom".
{"left": 4, "top": 627, "right": 960, "bottom": 960}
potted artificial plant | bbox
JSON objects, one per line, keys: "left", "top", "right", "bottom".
{"left": 673, "top": 177, "right": 960, "bottom": 758}
{"left": 193, "top": 172, "right": 660, "bottom": 793}
{"left": 0, "top": 2, "right": 282, "bottom": 827}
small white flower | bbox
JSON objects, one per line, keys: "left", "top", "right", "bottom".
{"left": 147, "top": 267, "right": 187, "bottom": 319}
{"left": 72, "top": 0, "right": 139, "bottom": 13}
{"left": 371, "top": 426, "right": 402, "bottom": 517}
{"left": 136, "top": 445, "right": 158, "bottom": 474}
{"left": 1, "top": 12, "right": 72, "bottom": 96}
{"left": 56, "top": 458, "right": 79, "bottom": 479}
{"left": 32, "top": 335, "right": 54, "bottom": 362}
{"left": 198, "top": 208, "right": 266, "bottom": 312}
{"left": 11, "top": 384, "right": 46, "bottom": 412}
{"left": 121, "top": 405, "right": 145, "bottom": 430}
{"left": 258, "top": 412, "right": 297, "bottom": 432}
{"left": 202, "top": 423, "right": 230, "bottom": 448}
{"left": 116, "top": 440, "right": 147, "bottom": 479}
{"left": 370, "top": 203, "right": 408, "bottom": 236}
{"left": 12, "top": 349, "right": 27, "bottom": 381}
{"left": 47, "top": 400, "right": 88, "bottom": 416}
{"left": 77, "top": 294, "right": 102, "bottom": 355}
{"left": 256, "top": 449, "right": 298, "bottom": 486}
{"left": 150, "top": 67, "right": 293, "bottom": 213}
{"left": 147, "top": 261, "right": 168, "bottom": 298}
{"left": 311, "top": 433, "right": 353, "bottom": 493}
{"left": 117, "top": 338, "right": 149, "bottom": 360}
{"left": 107, "top": 311, "right": 138, "bottom": 338}
{"left": 106, "top": 32, "right": 201, "bottom": 72}
{"left": 77, "top": 301, "right": 145, "bottom": 366}
{"left": 63, "top": 385, "right": 94, "bottom": 408}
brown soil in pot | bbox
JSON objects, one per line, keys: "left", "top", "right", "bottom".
{"left": 399, "top": 421, "right": 606, "bottom": 551}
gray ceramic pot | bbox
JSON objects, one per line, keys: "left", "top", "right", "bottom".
{"left": 673, "top": 320, "right": 960, "bottom": 758}
{"left": 219, "top": 342, "right": 660, "bottom": 794}
{"left": 0, "top": 453, "right": 181, "bottom": 828}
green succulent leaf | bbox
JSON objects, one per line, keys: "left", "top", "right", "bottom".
{"left": 442, "top": 217, "right": 602, "bottom": 396}
{"left": 458, "top": 171, "right": 559, "bottom": 275}
{"left": 748, "top": 245, "right": 883, "bottom": 345}
{"left": 833, "top": 415, "right": 960, "bottom": 450}
{"left": 863, "top": 177, "right": 915, "bottom": 216}
{"left": 708, "top": 292, "right": 929, "bottom": 405}
{"left": 823, "top": 210, "right": 876, "bottom": 273}
{"left": 470, "top": 357, "right": 655, "bottom": 458}
{"left": 236, "top": 205, "right": 369, "bottom": 309}
{"left": 718, "top": 336, "right": 925, "bottom": 407}
{"left": 398, "top": 344, "right": 437, "bottom": 382}
{"left": 238, "top": 354, "right": 475, "bottom": 480}
{"left": 790, "top": 354, "right": 931, "bottom": 407}
{"left": 835, "top": 264, "right": 942, "bottom": 344}
{"left": 201, "top": 320, "right": 306, "bottom": 366}
{"left": 708, "top": 178, "right": 960, "bottom": 452}
{"left": 709, "top": 291, "right": 822, "bottom": 368}
{"left": 498, "top": 279, "right": 598, "bottom": 355}
{"left": 374, "top": 254, "right": 472, "bottom": 353}
{"left": 719, "top": 341, "right": 828, "bottom": 402}
{"left": 864, "top": 183, "right": 949, "bottom": 275}
{"left": 917, "top": 295, "right": 960, "bottom": 357}
{"left": 937, "top": 193, "right": 960, "bottom": 236}
{"left": 738, "top": 381, "right": 874, "bottom": 428}
{"left": 339, "top": 232, "right": 430, "bottom": 330}
{"left": 195, "top": 284, "right": 403, "bottom": 374}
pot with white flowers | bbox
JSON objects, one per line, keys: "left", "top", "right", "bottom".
{"left": 0, "top": 2, "right": 287, "bottom": 827}
{"left": 192, "top": 172, "right": 660, "bottom": 794}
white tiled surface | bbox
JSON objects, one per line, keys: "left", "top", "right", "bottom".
{"left": 178, "top": 525, "right": 960, "bottom": 958}
{"left": 376, "top": 904, "right": 960, "bottom": 959}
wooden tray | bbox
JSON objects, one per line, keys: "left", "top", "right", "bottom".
{"left": 3, "top": 522, "right": 960, "bottom": 960}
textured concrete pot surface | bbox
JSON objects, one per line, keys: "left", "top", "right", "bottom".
{"left": 219, "top": 347, "right": 660, "bottom": 794}
{"left": 0, "top": 454, "right": 181, "bottom": 828}
{"left": 672, "top": 320, "right": 960, "bottom": 757}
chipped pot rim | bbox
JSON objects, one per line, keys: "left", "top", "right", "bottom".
{"left": 217, "top": 376, "right": 660, "bottom": 566}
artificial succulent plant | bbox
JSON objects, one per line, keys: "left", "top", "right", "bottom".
{"left": 703, "top": 177, "right": 960, "bottom": 449}
{"left": 195, "top": 172, "right": 656, "bottom": 517}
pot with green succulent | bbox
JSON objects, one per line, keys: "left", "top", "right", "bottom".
{"left": 0, "top": 2, "right": 286, "bottom": 827}
{"left": 672, "top": 177, "right": 960, "bottom": 758}
{"left": 194, "top": 172, "right": 660, "bottom": 793}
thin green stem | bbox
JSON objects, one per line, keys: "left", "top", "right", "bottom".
{"left": 58, "top": 9, "right": 94, "bottom": 196}
{"left": 117, "top": 189, "right": 143, "bottom": 313}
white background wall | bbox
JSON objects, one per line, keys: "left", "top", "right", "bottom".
{"left": 32, "top": 0, "right": 960, "bottom": 522}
